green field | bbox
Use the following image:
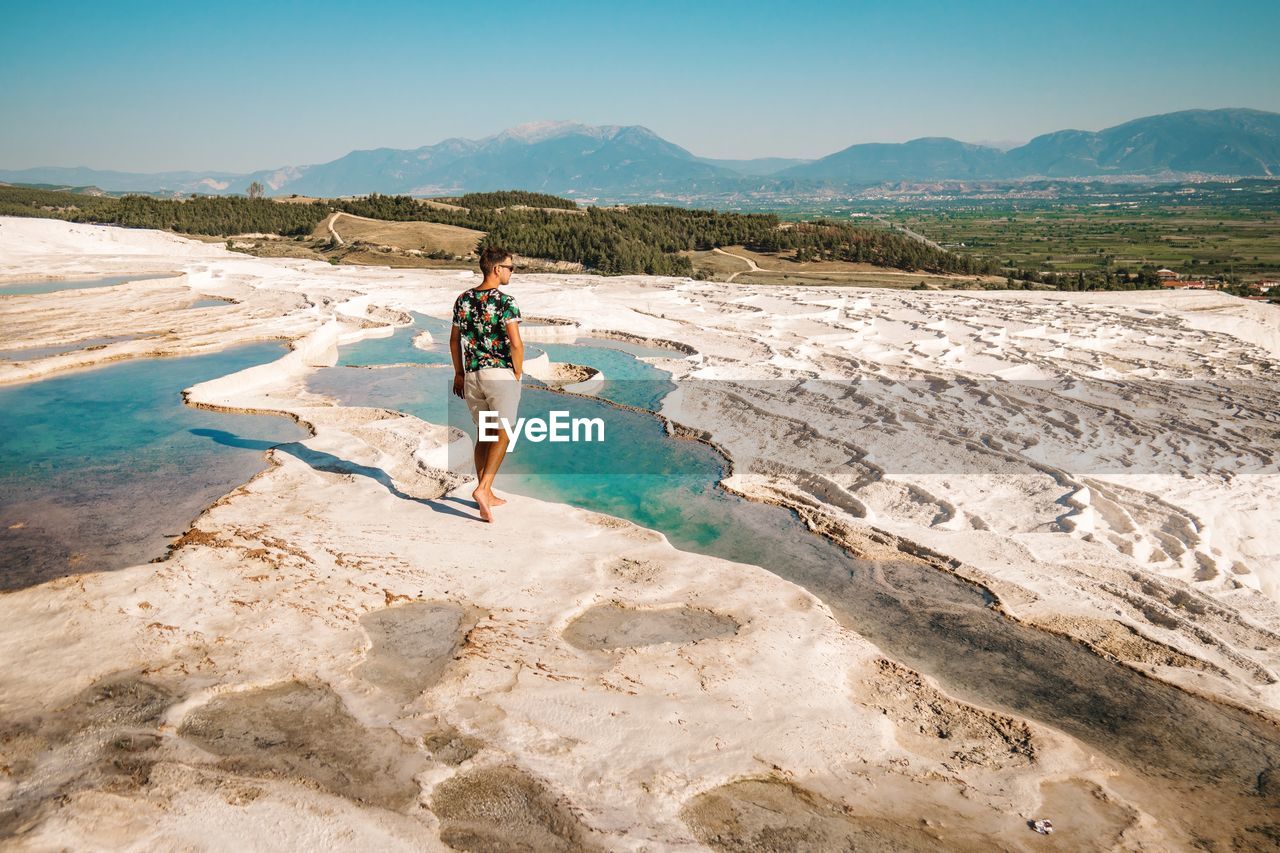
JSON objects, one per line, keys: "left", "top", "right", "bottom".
{"left": 768, "top": 181, "right": 1280, "bottom": 285}
{"left": 892, "top": 207, "right": 1280, "bottom": 281}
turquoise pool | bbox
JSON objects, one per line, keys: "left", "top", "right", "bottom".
{"left": 0, "top": 342, "right": 308, "bottom": 590}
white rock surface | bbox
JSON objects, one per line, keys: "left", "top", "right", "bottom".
{"left": 1, "top": 217, "right": 1277, "bottom": 850}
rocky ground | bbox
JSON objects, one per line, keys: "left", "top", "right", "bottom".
{"left": 2, "top": 217, "right": 1278, "bottom": 850}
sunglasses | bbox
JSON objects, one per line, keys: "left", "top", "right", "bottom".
{"left": 497, "top": 264, "right": 515, "bottom": 271}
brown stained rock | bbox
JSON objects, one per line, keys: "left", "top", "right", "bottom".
{"left": 607, "top": 557, "right": 662, "bottom": 584}
{"left": 546, "top": 363, "right": 596, "bottom": 385}
{"left": 0, "top": 673, "right": 175, "bottom": 837}
{"left": 178, "top": 681, "right": 426, "bottom": 811}
{"left": 681, "top": 777, "right": 959, "bottom": 853}
{"left": 431, "top": 766, "right": 601, "bottom": 852}
{"left": 562, "top": 603, "right": 739, "bottom": 652}
{"left": 423, "top": 727, "right": 484, "bottom": 766}
{"left": 355, "top": 601, "right": 480, "bottom": 703}
{"left": 1032, "top": 613, "right": 1220, "bottom": 672}
{"left": 863, "top": 658, "right": 1036, "bottom": 771}
{"left": 1031, "top": 778, "right": 1139, "bottom": 853}
{"left": 580, "top": 513, "right": 664, "bottom": 543}
{"left": 168, "top": 528, "right": 232, "bottom": 551}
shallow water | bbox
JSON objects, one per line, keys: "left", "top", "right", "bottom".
{"left": 330, "top": 315, "right": 675, "bottom": 412}
{"left": 337, "top": 312, "right": 453, "bottom": 367}
{"left": 185, "top": 297, "right": 233, "bottom": 309}
{"left": 535, "top": 341, "right": 674, "bottom": 410}
{"left": 0, "top": 336, "right": 136, "bottom": 362}
{"left": 311, "top": 317, "right": 1280, "bottom": 836}
{"left": 0, "top": 342, "right": 307, "bottom": 590}
{"left": 0, "top": 273, "right": 174, "bottom": 296}
{"left": 307, "top": 367, "right": 723, "bottom": 537}
{"left": 571, "top": 336, "right": 686, "bottom": 360}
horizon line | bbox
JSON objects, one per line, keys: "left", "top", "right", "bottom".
{"left": 1, "top": 105, "right": 1273, "bottom": 175}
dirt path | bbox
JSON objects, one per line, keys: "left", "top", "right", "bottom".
{"left": 712, "top": 247, "right": 760, "bottom": 282}
{"left": 324, "top": 211, "right": 383, "bottom": 248}
{"left": 323, "top": 212, "right": 345, "bottom": 247}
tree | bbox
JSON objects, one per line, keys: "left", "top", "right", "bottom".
{"left": 247, "top": 181, "right": 265, "bottom": 200}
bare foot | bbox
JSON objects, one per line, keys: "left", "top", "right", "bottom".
{"left": 474, "top": 488, "right": 506, "bottom": 507}
{"left": 473, "top": 489, "right": 494, "bottom": 523}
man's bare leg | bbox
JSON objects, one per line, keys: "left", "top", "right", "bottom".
{"left": 478, "top": 439, "right": 507, "bottom": 506}
{"left": 472, "top": 437, "right": 488, "bottom": 490}
{"left": 471, "top": 439, "right": 505, "bottom": 517}
{"left": 470, "top": 438, "right": 495, "bottom": 522}
{"left": 474, "top": 430, "right": 512, "bottom": 520}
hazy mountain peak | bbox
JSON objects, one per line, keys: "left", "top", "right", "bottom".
{"left": 492, "top": 120, "right": 596, "bottom": 143}
{"left": 4, "top": 109, "right": 1276, "bottom": 196}
{"left": 485, "top": 121, "right": 669, "bottom": 146}
{"left": 904, "top": 137, "right": 996, "bottom": 149}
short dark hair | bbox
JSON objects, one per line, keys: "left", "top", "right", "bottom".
{"left": 479, "top": 246, "right": 513, "bottom": 276}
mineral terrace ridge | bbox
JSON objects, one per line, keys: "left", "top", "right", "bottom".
{"left": 1, "top": 217, "right": 1279, "bottom": 850}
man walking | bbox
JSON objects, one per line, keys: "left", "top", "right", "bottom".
{"left": 450, "top": 247, "right": 524, "bottom": 522}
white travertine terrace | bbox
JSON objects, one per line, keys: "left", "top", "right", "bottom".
{"left": 1, "top": 217, "right": 1278, "bottom": 849}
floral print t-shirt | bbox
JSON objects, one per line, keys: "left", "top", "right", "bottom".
{"left": 452, "top": 287, "right": 521, "bottom": 372}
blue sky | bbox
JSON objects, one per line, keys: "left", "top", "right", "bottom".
{"left": 3, "top": 0, "right": 1278, "bottom": 171}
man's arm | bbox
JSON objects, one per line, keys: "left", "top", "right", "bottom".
{"left": 450, "top": 324, "right": 465, "bottom": 398}
{"left": 506, "top": 321, "right": 524, "bottom": 380}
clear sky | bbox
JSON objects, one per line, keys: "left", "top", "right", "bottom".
{"left": 3, "top": 0, "right": 1278, "bottom": 172}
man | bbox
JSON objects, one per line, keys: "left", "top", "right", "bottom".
{"left": 450, "top": 246, "right": 524, "bottom": 523}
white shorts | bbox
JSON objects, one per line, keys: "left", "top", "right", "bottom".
{"left": 464, "top": 367, "right": 522, "bottom": 429}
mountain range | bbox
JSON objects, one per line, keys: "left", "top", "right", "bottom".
{"left": 3, "top": 109, "right": 1276, "bottom": 199}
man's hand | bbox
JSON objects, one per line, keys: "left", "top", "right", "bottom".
{"left": 453, "top": 372, "right": 464, "bottom": 399}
